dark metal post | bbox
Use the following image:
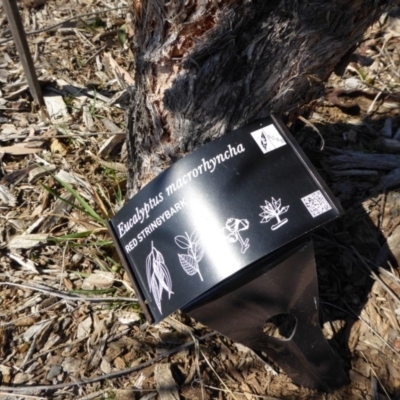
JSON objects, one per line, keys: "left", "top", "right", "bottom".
{"left": 2, "top": 0, "right": 44, "bottom": 106}
{"left": 185, "top": 239, "right": 349, "bottom": 392}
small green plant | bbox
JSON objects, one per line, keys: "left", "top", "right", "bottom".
{"left": 42, "top": 174, "right": 123, "bottom": 280}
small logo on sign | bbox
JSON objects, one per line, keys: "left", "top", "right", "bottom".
{"left": 251, "top": 125, "right": 286, "bottom": 154}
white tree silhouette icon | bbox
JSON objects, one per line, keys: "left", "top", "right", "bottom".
{"left": 260, "top": 197, "right": 289, "bottom": 230}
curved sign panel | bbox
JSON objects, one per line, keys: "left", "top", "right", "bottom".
{"left": 108, "top": 116, "right": 342, "bottom": 323}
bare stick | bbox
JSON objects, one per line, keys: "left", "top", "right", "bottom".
{"left": 0, "top": 282, "right": 138, "bottom": 304}
{"left": 2, "top": 0, "right": 44, "bottom": 105}
{"left": 0, "top": 6, "right": 129, "bottom": 45}
{"left": 0, "top": 332, "right": 217, "bottom": 392}
{"left": 298, "top": 115, "right": 325, "bottom": 151}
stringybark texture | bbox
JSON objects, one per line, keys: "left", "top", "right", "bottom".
{"left": 127, "top": 0, "right": 390, "bottom": 195}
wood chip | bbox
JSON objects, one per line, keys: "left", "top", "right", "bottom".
{"left": 100, "top": 358, "right": 111, "bottom": 374}
{"left": 117, "top": 310, "right": 141, "bottom": 325}
{"left": 77, "top": 315, "right": 92, "bottom": 339}
{"left": 0, "top": 183, "right": 16, "bottom": 207}
{"left": 83, "top": 105, "right": 96, "bottom": 132}
{"left": 0, "top": 364, "right": 11, "bottom": 384}
{"left": 44, "top": 93, "right": 71, "bottom": 124}
{"left": 155, "top": 363, "right": 179, "bottom": 400}
{"left": 82, "top": 271, "right": 115, "bottom": 290}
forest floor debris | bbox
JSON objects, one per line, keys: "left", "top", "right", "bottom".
{"left": 1, "top": 1, "right": 400, "bottom": 399}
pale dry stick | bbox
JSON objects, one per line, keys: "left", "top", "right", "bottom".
{"left": 360, "top": 351, "right": 391, "bottom": 400}
{"left": 0, "top": 6, "right": 129, "bottom": 45}
{"left": 203, "top": 385, "right": 283, "bottom": 400}
{"left": 322, "top": 300, "right": 400, "bottom": 358}
{"left": 316, "top": 233, "right": 400, "bottom": 305}
{"left": 0, "top": 282, "right": 138, "bottom": 303}
{"left": 73, "top": 28, "right": 96, "bottom": 49}
{"left": 350, "top": 245, "right": 400, "bottom": 306}
{"left": 59, "top": 243, "right": 68, "bottom": 291}
{"left": 199, "top": 349, "right": 239, "bottom": 400}
{"left": 33, "top": 131, "right": 125, "bottom": 139}
{"left": 378, "top": 190, "right": 387, "bottom": 231}
{"left": 80, "top": 389, "right": 156, "bottom": 400}
{"left": 383, "top": 48, "right": 400, "bottom": 79}
{"left": 168, "top": 316, "right": 205, "bottom": 399}
{"left": 367, "top": 90, "right": 384, "bottom": 115}
{"left": 0, "top": 293, "right": 42, "bottom": 318}
{"left": 0, "top": 392, "right": 45, "bottom": 400}
{"left": 341, "top": 300, "right": 400, "bottom": 357}
{"left": 0, "top": 332, "right": 217, "bottom": 393}
{"left": 23, "top": 335, "right": 89, "bottom": 370}
{"left": 20, "top": 333, "right": 38, "bottom": 370}
{"left": 85, "top": 43, "right": 108, "bottom": 64}
{"left": 379, "top": 266, "right": 400, "bottom": 288}
{"left": 24, "top": 326, "right": 129, "bottom": 370}
{"left": 0, "top": 300, "right": 63, "bottom": 328}
{"left": 297, "top": 115, "right": 325, "bottom": 151}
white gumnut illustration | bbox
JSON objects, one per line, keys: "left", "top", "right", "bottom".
{"left": 146, "top": 242, "right": 173, "bottom": 314}
{"left": 260, "top": 197, "right": 289, "bottom": 230}
{"left": 224, "top": 218, "right": 250, "bottom": 254}
{"left": 175, "top": 230, "right": 204, "bottom": 281}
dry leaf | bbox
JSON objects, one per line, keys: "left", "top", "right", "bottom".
{"left": 82, "top": 271, "right": 115, "bottom": 290}
{"left": 77, "top": 316, "right": 92, "bottom": 339}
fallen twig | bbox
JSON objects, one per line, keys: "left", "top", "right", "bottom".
{"left": 0, "top": 282, "right": 137, "bottom": 304}
{"left": 298, "top": 115, "right": 325, "bottom": 151}
{"left": 0, "top": 332, "right": 217, "bottom": 392}
{"left": 0, "top": 6, "right": 129, "bottom": 45}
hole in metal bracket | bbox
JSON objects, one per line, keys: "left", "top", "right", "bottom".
{"left": 263, "top": 313, "right": 297, "bottom": 340}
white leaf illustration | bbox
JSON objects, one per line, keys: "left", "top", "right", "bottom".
{"left": 175, "top": 234, "right": 191, "bottom": 250}
{"left": 146, "top": 242, "right": 173, "bottom": 314}
{"left": 280, "top": 205, "right": 290, "bottom": 214}
{"left": 178, "top": 254, "right": 199, "bottom": 276}
{"left": 260, "top": 214, "right": 274, "bottom": 223}
{"left": 262, "top": 201, "right": 275, "bottom": 214}
{"left": 272, "top": 197, "right": 281, "bottom": 209}
{"left": 150, "top": 273, "right": 162, "bottom": 313}
{"left": 175, "top": 231, "right": 204, "bottom": 281}
{"left": 190, "top": 230, "right": 200, "bottom": 244}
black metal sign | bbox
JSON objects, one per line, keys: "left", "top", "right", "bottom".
{"left": 108, "top": 116, "right": 342, "bottom": 323}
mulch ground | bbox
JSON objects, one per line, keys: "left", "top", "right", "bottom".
{"left": 1, "top": 1, "right": 400, "bottom": 399}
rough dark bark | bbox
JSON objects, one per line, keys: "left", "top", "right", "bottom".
{"left": 127, "top": 0, "right": 390, "bottom": 196}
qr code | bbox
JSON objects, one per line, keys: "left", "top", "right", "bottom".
{"left": 301, "top": 190, "right": 332, "bottom": 218}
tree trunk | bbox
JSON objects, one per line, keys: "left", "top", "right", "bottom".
{"left": 126, "top": 0, "right": 389, "bottom": 196}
